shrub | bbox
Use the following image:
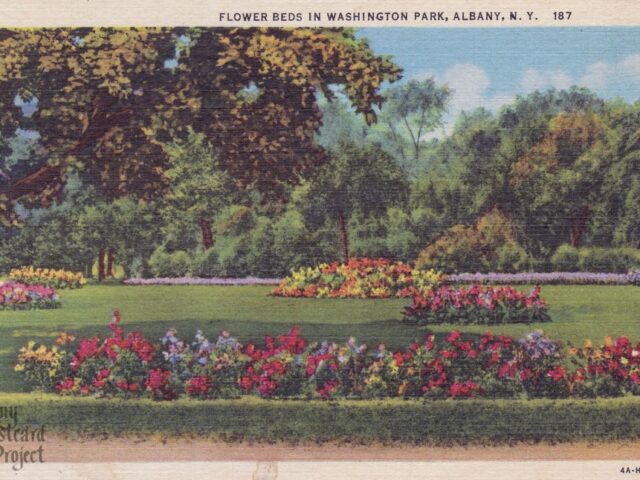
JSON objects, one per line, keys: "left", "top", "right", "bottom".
{"left": 272, "top": 258, "right": 442, "bottom": 298}
{"left": 496, "top": 243, "right": 531, "bottom": 273}
{"left": 416, "top": 225, "right": 486, "bottom": 273}
{"left": 551, "top": 244, "right": 580, "bottom": 271}
{"left": 9, "top": 267, "right": 86, "bottom": 289}
{"left": 578, "top": 247, "right": 640, "bottom": 273}
{"left": 416, "top": 208, "right": 528, "bottom": 273}
{"left": 10, "top": 395, "right": 640, "bottom": 445}
{"left": 190, "top": 248, "right": 221, "bottom": 278}
{"left": 403, "top": 285, "right": 551, "bottom": 325}
{"left": 148, "top": 246, "right": 191, "bottom": 277}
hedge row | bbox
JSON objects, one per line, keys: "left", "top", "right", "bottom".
{"left": 8, "top": 394, "right": 640, "bottom": 445}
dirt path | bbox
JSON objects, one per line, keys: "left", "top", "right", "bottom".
{"left": 42, "top": 436, "right": 640, "bottom": 462}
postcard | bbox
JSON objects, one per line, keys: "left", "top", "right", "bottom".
{"left": 0, "top": 0, "right": 639, "bottom": 478}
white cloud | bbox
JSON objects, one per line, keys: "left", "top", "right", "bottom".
{"left": 577, "top": 53, "right": 640, "bottom": 93}
{"left": 414, "top": 63, "right": 513, "bottom": 114}
{"left": 413, "top": 64, "right": 514, "bottom": 135}
{"left": 441, "top": 63, "right": 491, "bottom": 112}
{"left": 579, "top": 61, "right": 609, "bottom": 89}
{"left": 619, "top": 54, "right": 640, "bottom": 78}
{"left": 521, "top": 68, "right": 573, "bottom": 92}
{"left": 518, "top": 54, "right": 640, "bottom": 95}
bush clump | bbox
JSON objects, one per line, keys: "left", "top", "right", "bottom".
{"left": 416, "top": 208, "right": 531, "bottom": 273}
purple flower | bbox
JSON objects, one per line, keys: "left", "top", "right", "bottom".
{"left": 123, "top": 277, "right": 281, "bottom": 286}
{"left": 448, "top": 272, "right": 635, "bottom": 285}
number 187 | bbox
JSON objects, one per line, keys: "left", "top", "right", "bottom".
{"left": 553, "top": 11, "right": 572, "bottom": 20}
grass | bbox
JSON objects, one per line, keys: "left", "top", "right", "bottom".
{"left": 0, "top": 284, "right": 638, "bottom": 394}
{"left": 4, "top": 392, "right": 640, "bottom": 445}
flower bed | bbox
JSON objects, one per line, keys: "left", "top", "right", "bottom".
{"left": 123, "top": 277, "right": 281, "bottom": 286}
{"left": 16, "top": 311, "right": 640, "bottom": 400}
{"left": 9, "top": 267, "right": 86, "bottom": 289}
{"left": 272, "top": 258, "right": 442, "bottom": 298}
{"left": 403, "top": 285, "right": 551, "bottom": 325}
{"left": 448, "top": 271, "right": 640, "bottom": 285}
{"left": 0, "top": 281, "right": 61, "bottom": 310}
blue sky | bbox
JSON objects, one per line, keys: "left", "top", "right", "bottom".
{"left": 357, "top": 28, "right": 640, "bottom": 127}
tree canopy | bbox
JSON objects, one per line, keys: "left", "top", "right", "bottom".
{"left": 0, "top": 27, "right": 401, "bottom": 222}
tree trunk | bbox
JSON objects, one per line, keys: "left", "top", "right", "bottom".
{"left": 98, "top": 247, "right": 105, "bottom": 282}
{"left": 199, "top": 218, "right": 214, "bottom": 249}
{"left": 337, "top": 212, "right": 350, "bottom": 264}
{"left": 106, "top": 248, "right": 115, "bottom": 277}
{"left": 569, "top": 205, "right": 591, "bottom": 247}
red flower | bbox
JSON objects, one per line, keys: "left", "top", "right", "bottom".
{"left": 393, "top": 352, "right": 404, "bottom": 367}
{"left": 520, "top": 368, "right": 533, "bottom": 381}
{"left": 76, "top": 336, "right": 100, "bottom": 362}
{"left": 498, "top": 362, "right": 515, "bottom": 379}
{"left": 447, "top": 331, "right": 462, "bottom": 344}
{"left": 145, "top": 369, "right": 171, "bottom": 391}
{"left": 55, "top": 378, "right": 74, "bottom": 392}
{"left": 186, "top": 376, "right": 210, "bottom": 396}
{"left": 547, "top": 366, "right": 565, "bottom": 382}
{"left": 440, "top": 349, "right": 458, "bottom": 359}
{"left": 239, "top": 376, "right": 253, "bottom": 392}
{"left": 448, "top": 380, "right": 478, "bottom": 397}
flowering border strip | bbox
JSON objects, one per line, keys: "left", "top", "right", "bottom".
{"left": 403, "top": 285, "right": 551, "bottom": 325}
{"left": 0, "top": 281, "right": 61, "bottom": 310}
{"left": 9, "top": 267, "right": 86, "bottom": 289}
{"left": 15, "top": 311, "right": 640, "bottom": 401}
{"left": 272, "top": 258, "right": 442, "bottom": 298}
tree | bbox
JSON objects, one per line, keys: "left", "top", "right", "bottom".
{"left": 0, "top": 27, "right": 401, "bottom": 222}
{"left": 376, "top": 78, "right": 449, "bottom": 174}
{"left": 595, "top": 101, "right": 640, "bottom": 247}
{"left": 160, "top": 131, "right": 237, "bottom": 250}
{"left": 510, "top": 110, "right": 610, "bottom": 248}
{"left": 73, "top": 198, "right": 161, "bottom": 280}
{"left": 298, "top": 141, "right": 408, "bottom": 262}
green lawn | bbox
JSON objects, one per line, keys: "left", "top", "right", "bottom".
{"left": 0, "top": 284, "right": 639, "bottom": 393}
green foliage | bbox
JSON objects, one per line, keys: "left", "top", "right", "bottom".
{"left": 578, "top": 247, "right": 640, "bottom": 273}
{"left": 550, "top": 245, "right": 640, "bottom": 273}
{"left": 148, "top": 246, "right": 191, "bottom": 277}
{"left": 160, "top": 131, "right": 237, "bottom": 250}
{"left": 91, "top": 261, "right": 126, "bottom": 280}
{"left": 0, "top": 28, "right": 402, "bottom": 218}
{"left": 190, "top": 248, "right": 221, "bottom": 278}
{"left": 551, "top": 244, "right": 580, "bottom": 271}
{"left": 8, "top": 394, "right": 640, "bottom": 445}
{"left": 495, "top": 243, "right": 531, "bottom": 273}
{"left": 3, "top": 85, "right": 640, "bottom": 277}
{"left": 416, "top": 209, "right": 529, "bottom": 273}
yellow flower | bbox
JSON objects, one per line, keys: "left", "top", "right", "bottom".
{"left": 398, "top": 381, "right": 408, "bottom": 396}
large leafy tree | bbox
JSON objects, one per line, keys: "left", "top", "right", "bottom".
{"left": 0, "top": 27, "right": 401, "bottom": 222}
{"left": 510, "top": 110, "right": 610, "bottom": 248}
{"left": 160, "top": 131, "right": 237, "bottom": 250}
{"left": 299, "top": 141, "right": 408, "bottom": 262}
